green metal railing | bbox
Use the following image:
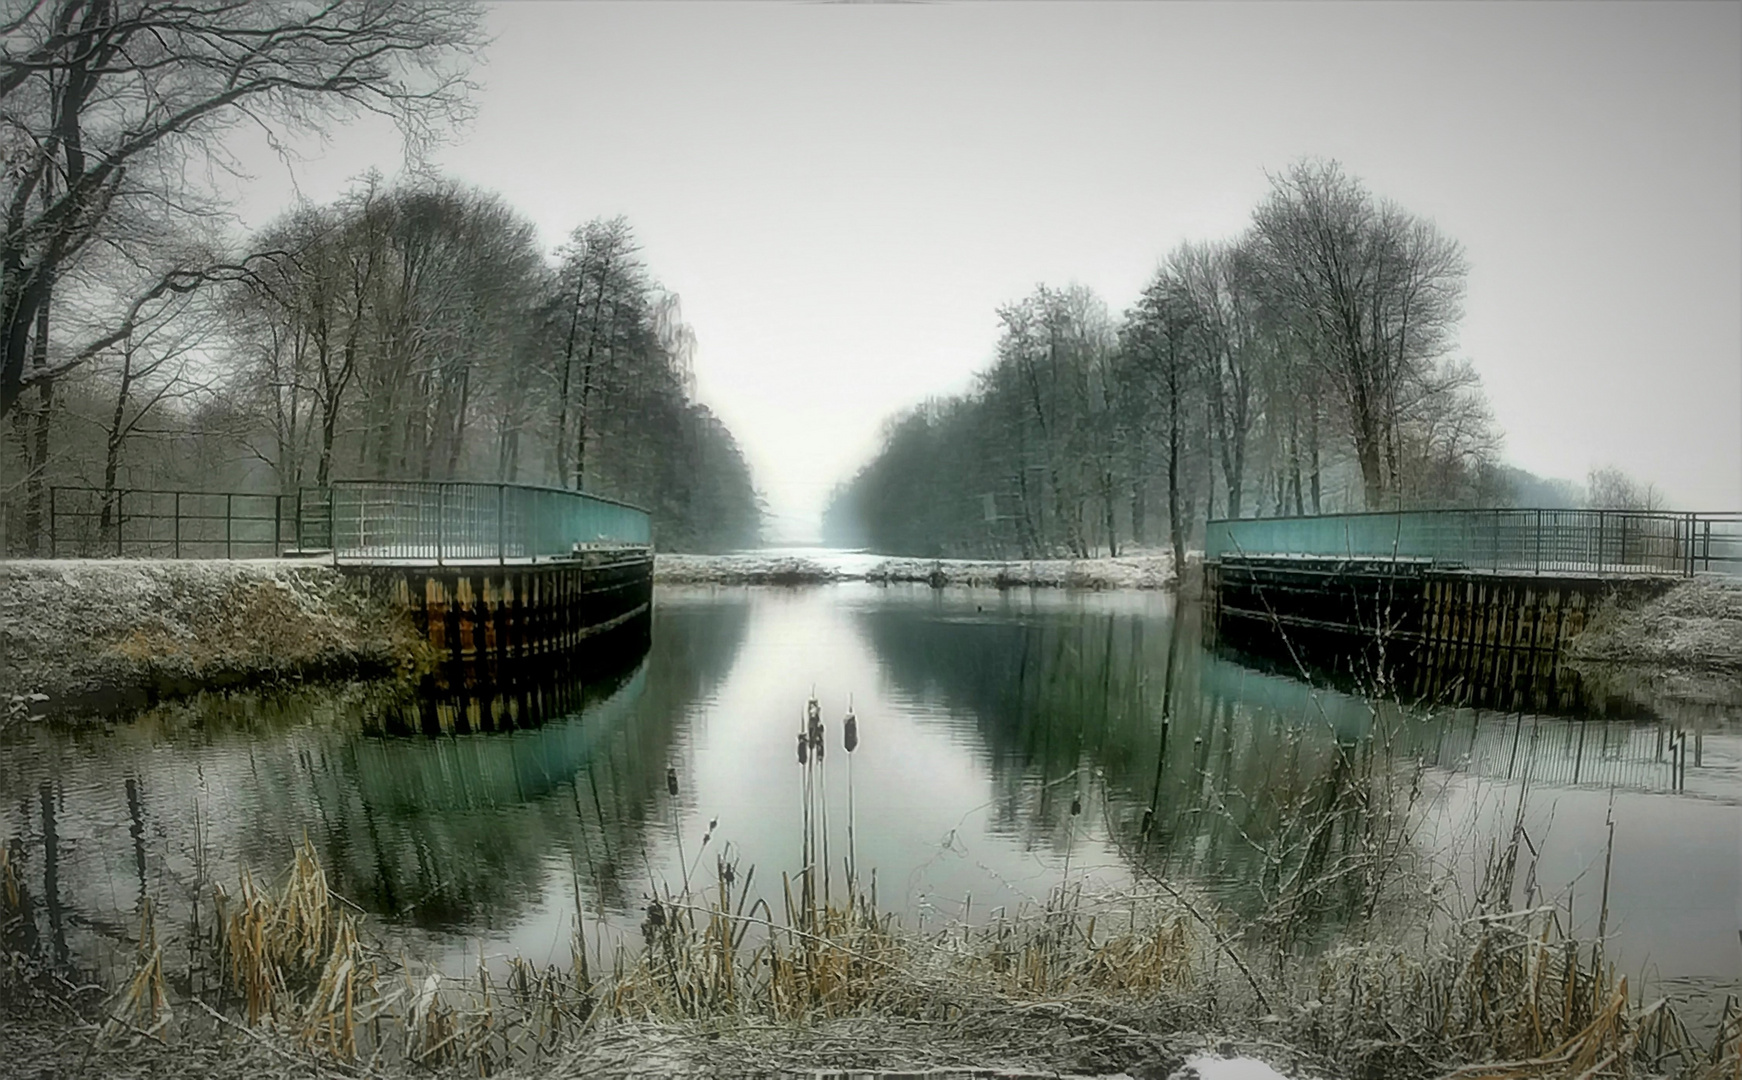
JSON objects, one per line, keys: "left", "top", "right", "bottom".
{"left": 1205, "top": 508, "right": 1742, "bottom": 577}
{"left": 47, "top": 487, "right": 296, "bottom": 558}
{"left": 42, "top": 480, "right": 652, "bottom": 564}
{"left": 326, "top": 480, "right": 651, "bottom": 565}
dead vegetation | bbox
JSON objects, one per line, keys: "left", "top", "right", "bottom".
{"left": 0, "top": 558, "right": 430, "bottom": 712}
{"left": 1569, "top": 576, "right": 1742, "bottom": 673}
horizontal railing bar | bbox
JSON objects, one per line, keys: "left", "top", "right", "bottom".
{"left": 1207, "top": 507, "right": 1742, "bottom": 525}
{"left": 1205, "top": 507, "right": 1742, "bottom": 579}
{"left": 327, "top": 477, "right": 650, "bottom": 516}
{"left": 49, "top": 486, "right": 285, "bottom": 499}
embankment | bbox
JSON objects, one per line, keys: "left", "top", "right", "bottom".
{"left": 0, "top": 558, "right": 427, "bottom": 714}
{"left": 1566, "top": 575, "right": 1742, "bottom": 715}
{"left": 654, "top": 552, "right": 1177, "bottom": 590}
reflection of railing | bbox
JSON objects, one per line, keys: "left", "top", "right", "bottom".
{"left": 1206, "top": 508, "right": 1742, "bottom": 577}
{"left": 328, "top": 480, "right": 651, "bottom": 565}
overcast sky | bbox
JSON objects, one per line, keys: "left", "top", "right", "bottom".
{"left": 231, "top": 1, "right": 1742, "bottom": 541}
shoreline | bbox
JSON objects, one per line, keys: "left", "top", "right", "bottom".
{"left": 0, "top": 553, "right": 1179, "bottom": 716}
{"left": 0, "top": 558, "right": 428, "bottom": 714}
{"left": 6, "top": 553, "right": 1733, "bottom": 721}
{"left": 1564, "top": 575, "right": 1742, "bottom": 717}
{"left": 654, "top": 552, "right": 1180, "bottom": 590}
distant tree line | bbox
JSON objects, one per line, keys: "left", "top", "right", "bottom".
{"left": 226, "top": 189, "right": 760, "bottom": 551}
{"left": 0, "top": 0, "right": 759, "bottom": 555}
{"left": 826, "top": 161, "right": 1513, "bottom": 563}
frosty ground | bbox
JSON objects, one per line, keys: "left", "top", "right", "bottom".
{"left": 654, "top": 550, "right": 1178, "bottom": 590}
{"left": 0, "top": 558, "right": 423, "bottom": 711}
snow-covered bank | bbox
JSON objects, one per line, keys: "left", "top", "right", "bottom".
{"left": 1564, "top": 575, "right": 1742, "bottom": 717}
{"left": 655, "top": 551, "right": 1177, "bottom": 590}
{"left": 1567, "top": 574, "right": 1742, "bottom": 672}
{"left": 0, "top": 558, "right": 424, "bottom": 713}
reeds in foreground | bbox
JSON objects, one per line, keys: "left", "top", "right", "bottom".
{"left": 4, "top": 689, "right": 1739, "bottom": 1079}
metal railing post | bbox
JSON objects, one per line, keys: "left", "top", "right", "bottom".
{"left": 498, "top": 483, "right": 506, "bottom": 565}
{"left": 174, "top": 492, "right": 181, "bottom": 559}
{"left": 115, "top": 490, "right": 124, "bottom": 557}
{"left": 328, "top": 485, "right": 337, "bottom": 567}
{"left": 435, "top": 484, "right": 445, "bottom": 567}
{"left": 225, "top": 492, "right": 234, "bottom": 559}
{"left": 1534, "top": 508, "right": 1542, "bottom": 574}
{"left": 48, "top": 486, "right": 56, "bottom": 557}
{"left": 273, "top": 494, "right": 283, "bottom": 558}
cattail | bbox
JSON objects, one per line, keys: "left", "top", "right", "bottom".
{"left": 666, "top": 766, "right": 678, "bottom": 798}
{"left": 813, "top": 722, "right": 825, "bottom": 761}
{"left": 797, "top": 731, "right": 808, "bottom": 764}
{"left": 641, "top": 898, "right": 665, "bottom": 947}
{"left": 844, "top": 710, "right": 858, "bottom": 753}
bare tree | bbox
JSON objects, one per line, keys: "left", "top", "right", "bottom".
{"left": 0, "top": 0, "right": 482, "bottom": 419}
{"left": 1248, "top": 159, "right": 1468, "bottom": 509}
{"left": 91, "top": 289, "right": 215, "bottom": 534}
{"left": 1586, "top": 466, "right": 1664, "bottom": 511}
{"left": 1120, "top": 269, "right": 1202, "bottom": 569}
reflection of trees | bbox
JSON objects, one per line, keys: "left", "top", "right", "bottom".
{"left": 255, "top": 598, "right": 752, "bottom": 930}
{"left": 861, "top": 594, "right": 1691, "bottom": 945}
{"left": 0, "top": 594, "right": 751, "bottom": 966}
{"left": 858, "top": 597, "right": 1398, "bottom": 935}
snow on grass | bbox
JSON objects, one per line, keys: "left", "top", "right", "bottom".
{"left": 1170, "top": 1056, "right": 1295, "bottom": 1080}
{"left": 1568, "top": 574, "right": 1742, "bottom": 671}
{"left": 655, "top": 550, "right": 1176, "bottom": 590}
{"left": 0, "top": 557, "right": 419, "bottom": 708}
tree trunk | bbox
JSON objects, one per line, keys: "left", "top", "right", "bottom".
{"left": 1166, "top": 381, "right": 1184, "bottom": 574}
{"left": 21, "top": 289, "right": 52, "bottom": 555}
{"left": 23, "top": 380, "right": 53, "bottom": 554}
{"left": 1130, "top": 478, "right": 1147, "bottom": 549}
{"left": 443, "top": 364, "right": 471, "bottom": 479}
{"left": 1102, "top": 470, "right": 1119, "bottom": 557}
{"left": 98, "top": 347, "right": 134, "bottom": 538}
{"left": 1202, "top": 395, "right": 1217, "bottom": 523}
{"left": 316, "top": 400, "right": 339, "bottom": 488}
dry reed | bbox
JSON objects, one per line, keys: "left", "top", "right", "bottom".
{"left": 1, "top": 687, "right": 1732, "bottom": 1080}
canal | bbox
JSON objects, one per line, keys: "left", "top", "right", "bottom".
{"left": 1, "top": 583, "right": 1735, "bottom": 1025}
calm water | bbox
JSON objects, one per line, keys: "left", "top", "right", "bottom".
{"left": 2, "top": 583, "right": 1736, "bottom": 1015}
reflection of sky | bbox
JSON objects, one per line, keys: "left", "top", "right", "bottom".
{"left": 1420, "top": 734, "right": 1742, "bottom": 984}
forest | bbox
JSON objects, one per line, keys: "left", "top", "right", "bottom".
{"left": 0, "top": 0, "right": 761, "bottom": 556}
{"left": 828, "top": 162, "right": 1525, "bottom": 562}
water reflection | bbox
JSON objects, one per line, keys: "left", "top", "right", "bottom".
{"left": 0, "top": 595, "right": 748, "bottom": 976}
{"left": 858, "top": 594, "right": 1382, "bottom": 914}
{"left": 0, "top": 584, "right": 1732, "bottom": 1013}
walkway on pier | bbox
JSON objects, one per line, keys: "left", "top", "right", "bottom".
{"left": 1205, "top": 507, "right": 1741, "bottom": 578}
{"left": 45, "top": 479, "right": 652, "bottom": 566}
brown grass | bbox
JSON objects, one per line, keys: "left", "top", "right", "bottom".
{"left": 3, "top": 700, "right": 1736, "bottom": 1079}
